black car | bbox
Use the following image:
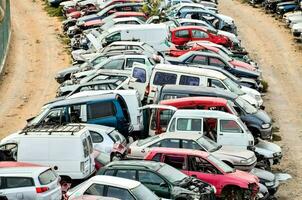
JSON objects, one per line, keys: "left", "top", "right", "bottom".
{"left": 97, "top": 160, "right": 216, "bottom": 200}
{"left": 156, "top": 85, "right": 272, "bottom": 140}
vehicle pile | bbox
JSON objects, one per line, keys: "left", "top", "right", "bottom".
{"left": 0, "top": 0, "right": 293, "bottom": 199}
{"left": 249, "top": 0, "right": 302, "bottom": 41}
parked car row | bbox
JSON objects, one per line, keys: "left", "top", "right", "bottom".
{"left": 0, "top": 0, "right": 291, "bottom": 199}
{"left": 249, "top": 0, "right": 302, "bottom": 41}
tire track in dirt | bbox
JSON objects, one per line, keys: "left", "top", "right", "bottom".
{"left": 0, "top": 0, "right": 70, "bottom": 136}
{"left": 219, "top": 1, "right": 302, "bottom": 199}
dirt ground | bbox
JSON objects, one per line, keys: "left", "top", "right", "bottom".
{"left": 0, "top": 0, "right": 70, "bottom": 135}
{"left": 219, "top": 0, "right": 302, "bottom": 199}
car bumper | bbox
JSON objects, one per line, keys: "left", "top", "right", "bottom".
{"left": 259, "top": 126, "right": 273, "bottom": 140}
{"left": 55, "top": 76, "right": 65, "bottom": 84}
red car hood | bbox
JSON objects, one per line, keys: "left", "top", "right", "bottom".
{"left": 227, "top": 169, "right": 259, "bottom": 184}
{"left": 84, "top": 19, "right": 103, "bottom": 27}
{"left": 68, "top": 11, "right": 82, "bottom": 19}
{"left": 230, "top": 60, "right": 256, "bottom": 71}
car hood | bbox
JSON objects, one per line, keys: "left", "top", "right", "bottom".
{"left": 217, "top": 14, "right": 234, "bottom": 25}
{"left": 57, "top": 66, "right": 81, "bottom": 77}
{"left": 78, "top": 14, "right": 99, "bottom": 23}
{"left": 248, "top": 109, "right": 272, "bottom": 124}
{"left": 292, "top": 22, "right": 302, "bottom": 29}
{"left": 254, "top": 140, "right": 281, "bottom": 158}
{"left": 215, "top": 146, "right": 255, "bottom": 160}
{"left": 239, "top": 77, "right": 258, "bottom": 85}
{"left": 228, "top": 170, "right": 258, "bottom": 183}
{"left": 230, "top": 60, "right": 256, "bottom": 71}
{"left": 250, "top": 168, "right": 275, "bottom": 182}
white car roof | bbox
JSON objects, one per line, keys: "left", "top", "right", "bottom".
{"left": 160, "top": 132, "right": 202, "bottom": 140}
{"left": 0, "top": 166, "right": 50, "bottom": 177}
{"left": 109, "top": 41, "right": 146, "bottom": 46}
{"left": 173, "top": 109, "right": 238, "bottom": 119}
{"left": 89, "top": 175, "right": 140, "bottom": 189}
{"left": 112, "top": 17, "right": 142, "bottom": 23}
{"left": 83, "top": 124, "right": 116, "bottom": 134}
{"left": 154, "top": 64, "right": 226, "bottom": 80}
{"left": 68, "top": 89, "right": 138, "bottom": 99}
{"left": 108, "top": 24, "right": 168, "bottom": 34}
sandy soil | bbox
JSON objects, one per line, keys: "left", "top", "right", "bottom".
{"left": 219, "top": 1, "right": 302, "bottom": 199}
{"left": 0, "top": 0, "right": 70, "bottom": 135}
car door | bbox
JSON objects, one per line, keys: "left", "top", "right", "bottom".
{"left": 2, "top": 177, "right": 36, "bottom": 200}
{"left": 191, "top": 29, "right": 210, "bottom": 42}
{"left": 86, "top": 101, "right": 118, "bottom": 128}
{"left": 128, "top": 63, "right": 151, "bottom": 101}
{"left": 172, "top": 29, "right": 190, "bottom": 45}
{"left": 137, "top": 170, "right": 170, "bottom": 199}
{"left": 187, "top": 156, "right": 221, "bottom": 191}
{"left": 217, "top": 119, "right": 248, "bottom": 149}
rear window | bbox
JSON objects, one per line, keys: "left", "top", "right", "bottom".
{"left": 5, "top": 177, "right": 34, "bottom": 189}
{"left": 38, "top": 169, "right": 57, "bottom": 185}
{"left": 83, "top": 139, "right": 90, "bottom": 158}
{"left": 109, "top": 130, "right": 125, "bottom": 143}
{"left": 153, "top": 72, "right": 177, "bottom": 86}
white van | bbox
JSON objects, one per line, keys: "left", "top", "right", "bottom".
{"left": 129, "top": 63, "right": 260, "bottom": 107}
{"left": 98, "top": 24, "right": 174, "bottom": 52}
{"left": 0, "top": 125, "right": 95, "bottom": 182}
{"left": 68, "top": 90, "right": 143, "bottom": 134}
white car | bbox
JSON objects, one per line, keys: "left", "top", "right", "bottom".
{"left": 127, "top": 132, "right": 257, "bottom": 171}
{"left": 292, "top": 22, "right": 302, "bottom": 37}
{"left": 0, "top": 162, "right": 62, "bottom": 200}
{"left": 66, "top": 175, "right": 161, "bottom": 200}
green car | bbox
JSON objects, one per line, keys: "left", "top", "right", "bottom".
{"left": 97, "top": 160, "right": 216, "bottom": 200}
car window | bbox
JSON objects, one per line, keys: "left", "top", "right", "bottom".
{"left": 169, "top": 118, "right": 176, "bottom": 132}
{"left": 116, "top": 170, "right": 136, "bottom": 180}
{"left": 102, "top": 59, "right": 125, "bottom": 70}
{"left": 109, "top": 130, "right": 125, "bottom": 143}
{"left": 192, "top": 30, "right": 208, "bottom": 38}
{"left": 87, "top": 102, "right": 116, "bottom": 120}
{"left": 132, "top": 67, "right": 146, "bottom": 83}
{"left": 191, "top": 55, "right": 208, "bottom": 65}
{"left": 41, "top": 108, "right": 66, "bottom": 125}
{"left": 104, "top": 169, "right": 115, "bottom": 176}
{"left": 153, "top": 72, "right": 177, "bottom": 86}
{"left": 5, "top": 177, "right": 34, "bottom": 189}
{"left": 84, "top": 183, "right": 104, "bottom": 196}
{"left": 82, "top": 139, "right": 90, "bottom": 158}
{"left": 209, "top": 57, "right": 226, "bottom": 67}
{"left": 175, "top": 30, "right": 190, "bottom": 38}
{"left": 151, "top": 139, "right": 180, "bottom": 148}
{"left": 138, "top": 171, "right": 165, "bottom": 185}
{"left": 179, "top": 75, "right": 200, "bottom": 86}
{"left": 126, "top": 58, "right": 145, "bottom": 68}
{"left": 189, "top": 156, "right": 219, "bottom": 174}
{"left": 177, "top": 118, "right": 202, "bottom": 131}
{"left": 38, "top": 169, "right": 57, "bottom": 185}
{"left": 151, "top": 153, "right": 162, "bottom": 162}
{"left": 106, "top": 32, "right": 121, "bottom": 43}
{"left": 182, "top": 140, "right": 202, "bottom": 150}
{"left": 207, "top": 78, "right": 227, "bottom": 89}
{"left": 220, "top": 120, "right": 243, "bottom": 133}
{"left": 106, "top": 186, "right": 135, "bottom": 200}
{"left": 159, "top": 110, "right": 175, "bottom": 132}
{"left": 163, "top": 155, "right": 186, "bottom": 170}
{"left": 90, "top": 131, "right": 104, "bottom": 143}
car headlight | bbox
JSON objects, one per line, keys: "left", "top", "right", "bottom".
{"left": 261, "top": 123, "right": 270, "bottom": 129}
{"left": 240, "top": 157, "right": 253, "bottom": 164}
{"left": 265, "top": 181, "right": 275, "bottom": 187}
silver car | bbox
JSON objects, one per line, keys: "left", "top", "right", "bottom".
{"left": 0, "top": 162, "right": 62, "bottom": 200}
{"left": 127, "top": 132, "right": 257, "bottom": 171}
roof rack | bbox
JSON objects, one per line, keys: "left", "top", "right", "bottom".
{"left": 21, "top": 124, "right": 85, "bottom": 136}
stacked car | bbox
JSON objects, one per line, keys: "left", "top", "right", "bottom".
{"left": 249, "top": 0, "right": 302, "bottom": 41}
{"left": 0, "top": 0, "right": 292, "bottom": 199}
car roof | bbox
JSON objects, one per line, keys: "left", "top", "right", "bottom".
{"left": 77, "top": 79, "right": 119, "bottom": 87}
{"left": 108, "top": 41, "right": 145, "bottom": 46}
{"left": 159, "top": 96, "right": 228, "bottom": 107}
{"left": 107, "top": 24, "right": 167, "bottom": 33}
{"left": 112, "top": 17, "right": 141, "bottom": 23}
{"left": 161, "top": 84, "right": 237, "bottom": 99}
{"left": 68, "top": 89, "right": 137, "bottom": 99}
{"left": 154, "top": 64, "right": 226, "bottom": 79}
{"left": 83, "top": 124, "right": 116, "bottom": 133}
{"left": 112, "top": 11, "right": 145, "bottom": 17}
{"left": 46, "top": 93, "right": 118, "bottom": 108}
{"left": 159, "top": 132, "right": 203, "bottom": 140}
{"left": 173, "top": 109, "right": 237, "bottom": 119}
{"left": 72, "top": 195, "right": 120, "bottom": 200}
{"left": 90, "top": 175, "right": 140, "bottom": 189}
{"left": 149, "top": 147, "right": 209, "bottom": 158}
{"left": 0, "top": 162, "right": 50, "bottom": 177}
{"left": 106, "top": 160, "right": 164, "bottom": 171}
{"left": 171, "top": 25, "right": 207, "bottom": 32}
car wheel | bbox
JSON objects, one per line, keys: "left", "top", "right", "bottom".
{"left": 222, "top": 186, "right": 243, "bottom": 200}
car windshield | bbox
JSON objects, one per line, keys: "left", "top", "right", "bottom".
{"left": 137, "top": 135, "right": 160, "bottom": 147}
{"left": 158, "top": 164, "right": 188, "bottom": 183}
{"left": 131, "top": 184, "right": 160, "bottom": 200}
{"left": 197, "top": 136, "right": 221, "bottom": 152}
{"left": 223, "top": 78, "right": 245, "bottom": 95}
{"left": 207, "top": 155, "right": 234, "bottom": 173}
{"left": 27, "top": 106, "right": 49, "bottom": 126}
{"left": 235, "top": 97, "right": 257, "bottom": 114}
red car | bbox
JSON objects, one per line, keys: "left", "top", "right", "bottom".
{"left": 80, "top": 12, "right": 147, "bottom": 29}
{"left": 145, "top": 148, "right": 259, "bottom": 198}
{"left": 151, "top": 97, "right": 236, "bottom": 135}
{"left": 170, "top": 26, "right": 232, "bottom": 47}
{"left": 169, "top": 43, "right": 256, "bottom": 71}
